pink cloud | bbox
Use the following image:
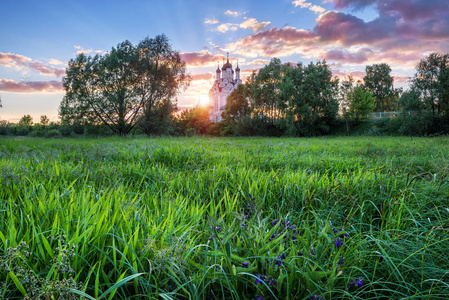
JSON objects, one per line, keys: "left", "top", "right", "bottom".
{"left": 190, "top": 73, "right": 214, "bottom": 81}
{"left": 0, "top": 79, "right": 63, "bottom": 93}
{"left": 0, "top": 52, "right": 65, "bottom": 77}
{"left": 180, "top": 51, "right": 226, "bottom": 68}
{"left": 227, "top": 26, "right": 317, "bottom": 57}
{"left": 324, "top": 48, "right": 373, "bottom": 63}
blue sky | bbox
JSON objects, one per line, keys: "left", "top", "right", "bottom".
{"left": 1, "top": 0, "right": 448, "bottom": 122}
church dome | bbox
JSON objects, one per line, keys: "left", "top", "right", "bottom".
{"left": 222, "top": 52, "right": 232, "bottom": 70}
{"left": 222, "top": 62, "right": 232, "bottom": 70}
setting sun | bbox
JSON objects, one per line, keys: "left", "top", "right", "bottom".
{"left": 199, "top": 93, "right": 209, "bottom": 106}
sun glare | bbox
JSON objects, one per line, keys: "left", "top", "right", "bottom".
{"left": 199, "top": 93, "right": 209, "bottom": 106}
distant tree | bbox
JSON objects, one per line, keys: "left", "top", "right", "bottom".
{"left": 18, "top": 114, "right": 33, "bottom": 127}
{"left": 411, "top": 52, "right": 449, "bottom": 116}
{"left": 249, "top": 58, "right": 286, "bottom": 124}
{"left": 40, "top": 115, "right": 49, "bottom": 126}
{"left": 60, "top": 35, "right": 190, "bottom": 136}
{"left": 178, "top": 107, "right": 212, "bottom": 135}
{"left": 347, "top": 86, "right": 375, "bottom": 122}
{"left": 398, "top": 89, "right": 423, "bottom": 112}
{"left": 338, "top": 75, "right": 355, "bottom": 133}
{"left": 137, "top": 35, "right": 190, "bottom": 134}
{"left": 364, "top": 63, "right": 400, "bottom": 112}
{"left": 281, "top": 60, "right": 339, "bottom": 136}
{"left": 221, "top": 84, "right": 252, "bottom": 135}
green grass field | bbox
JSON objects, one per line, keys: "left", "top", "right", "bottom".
{"left": 1, "top": 136, "right": 448, "bottom": 299}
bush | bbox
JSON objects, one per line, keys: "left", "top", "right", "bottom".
{"left": 45, "top": 129, "right": 62, "bottom": 138}
{"left": 15, "top": 126, "right": 29, "bottom": 136}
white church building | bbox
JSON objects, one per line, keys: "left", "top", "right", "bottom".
{"left": 208, "top": 53, "right": 241, "bottom": 122}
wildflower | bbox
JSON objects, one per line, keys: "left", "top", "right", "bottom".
{"left": 255, "top": 278, "right": 262, "bottom": 284}
{"left": 271, "top": 234, "right": 276, "bottom": 239}
{"left": 208, "top": 237, "right": 213, "bottom": 241}
{"left": 337, "top": 256, "right": 344, "bottom": 268}
{"left": 332, "top": 228, "right": 338, "bottom": 234}
{"left": 241, "top": 262, "right": 249, "bottom": 268}
{"left": 335, "top": 238, "right": 343, "bottom": 248}
{"left": 309, "top": 295, "right": 324, "bottom": 300}
{"left": 275, "top": 260, "right": 282, "bottom": 266}
{"left": 256, "top": 296, "right": 263, "bottom": 300}
{"left": 215, "top": 227, "right": 222, "bottom": 232}
{"left": 279, "top": 254, "right": 287, "bottom": 260}
{"left": 241, "top": 222, "right": 247, "bottom": 227}
{"left": 348, "top": 277, "right": 363, "bottom": 288}
{"left": 339, "top": 232, "right": 349, "bottom": 239}
{"left": 310, "top": 248, "right": 316, "bottom": 256}
{"left": 271, "top": 219, "right": 277, "bottom": 226}
{"left": 298, "top": 251, "right": 303, "bottom": 256}
{"left": 292, "top": 236, "right": 297, "bottom": 241}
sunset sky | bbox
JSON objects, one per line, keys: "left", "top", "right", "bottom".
{"left": 1, "top": 0, "right": 448, "bottom": 122}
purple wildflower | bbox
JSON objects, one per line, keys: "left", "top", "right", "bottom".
{"left": 309, "top": 295, "right": 324, "bottom": 300}
{"left": 241, "top": 262, "right": 249, "bottom": 268}
{"left": 337, "top": 256, "right": 344, "bottom": 268}
{"left": 298, "top": 251, "right": 303, "bottom": 256}
{"left": 335, "top": 238, "right": 343, "bottom": 248}
{"left": 279, "top": 254, "right": 287, "bottom": 260}
{"left": 348, "top": 277, "right": 363, "bottom": 288}
{"left": 275, "top": 260, "right": 282, "bottom": 266}
{"left": 215, "top": 226, "right": 222, "bottom": 232}
{"left": 271, "top": 219, "right": 277, "bottom": 226}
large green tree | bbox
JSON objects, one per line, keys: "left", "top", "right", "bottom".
{"left": 411, "top": 52, "right": 449, "bottom": 116}
{"left": 60, "top": 35, "right": 189, "bottom": 136}
{"left": 281, "top": 61, "right": 339, "bottom": 136}
{"left": 347, "top": 86, "right": 375, "bottom": 122}
{"left": 249, "top": 58, "right": 286, "bottom": 124}
{"left": 364, "top": 63, "right": 400, "bottom": 112}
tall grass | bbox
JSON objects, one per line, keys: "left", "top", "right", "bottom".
{"left": 0, "top": 136, "right": 448, "bottom": 299}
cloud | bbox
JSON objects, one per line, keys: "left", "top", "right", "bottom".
{"left": 73, "top": 45, "right": 107, "bottom": 55}
{"left": 205, "top": 18, "right": 219, "bottom": 24}
{"left": 247, "top": 59, "right": 270, "bottom": 66}
{"left": 47, "top": 58, "right": 65, "bottom": 66}
{"left": 180, "top": 51, "right": 226, "bottom": 68}
{"left": 224, "top": 10, "right": 239, "bottom": 17}
{"left": 0, "top": 79, "right": 63, "bottom": 93}
{"left": 0, "top": 52, "right": 65, "bottom": 77}
{"left": 323, "top": 48, "right": 373, "bottom": 63}
{"left": 292, "top": 0, "right": 326, "bottom": 14}
{"left": 239, "top": 18, "right": 271, "bottom": 32}
{"left": 216, "top": 23, "right": 239, "bottom": 33}
{"left": 190, "top": 73, "right": 214, "bottom": 81}
{"left": 225, "top": 26, "right": 317, "bottom": 57}
{"left": 225, "top": 0, "right": 449, "bottom": 68}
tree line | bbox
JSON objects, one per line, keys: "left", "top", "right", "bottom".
{"left": 1, "top": 35, "right": 448, "bottom": 137}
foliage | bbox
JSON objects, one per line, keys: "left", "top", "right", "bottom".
{"left": 363, "top": 63, "right": 401, "bottom": 112}
{"left": 0, "top": 137, "right": 448, "bottom": 299}
{"left": 177, "top": 106, "right": 212, "bottom": 135}
{"left": 281, "top": 61, "right": 339, "bottom": 136}
{"left": 347, "top": 86, "right": 375, "bottom": 122}
{"left": 59, "top": 35, "right": 190, "bottom": 136}
{"left": 40, "top": 115, "right": 50, "bottom": 126}
{"left": 411, "top": 52, "right": 449, "bottom": 116}
{"left": 18, "top": 114, "right": 33, "bottom": 127}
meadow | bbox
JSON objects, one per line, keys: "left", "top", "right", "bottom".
{"left": 0, "top": 136, "right": 448, "bottom": 299}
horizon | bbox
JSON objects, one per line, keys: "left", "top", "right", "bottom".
{"left": 1, "top": 0, "right": 448, "bottom": 123}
